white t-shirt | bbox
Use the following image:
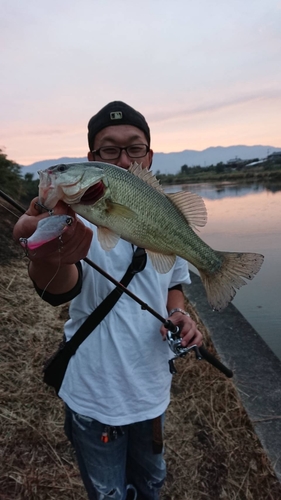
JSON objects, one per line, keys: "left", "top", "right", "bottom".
{"left": 59, "top": 220, "right": 191, "bottom": 425}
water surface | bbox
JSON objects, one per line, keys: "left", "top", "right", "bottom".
{"left": 165, "top": 182, "right": 281, "bottom": 360}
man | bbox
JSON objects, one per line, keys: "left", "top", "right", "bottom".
{"left": 13, "top": 101, "right": 203, "bottom": 500}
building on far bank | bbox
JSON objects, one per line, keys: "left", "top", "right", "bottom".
{"left": 267, "top": 151, "right": 281, "bottom": 162}
{"left": 227, "top": 157, "right": 243, "bottom": 168}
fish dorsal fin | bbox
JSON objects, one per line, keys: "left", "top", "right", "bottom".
{"left": 167, "top": 191, "right": 207, "bottom": 229}
{"left": 128, "top": 162, "right": 165, "bottom": 194}
{"left": 146, "top": 250, "right": 176, "bottom": 273}
{"left": 97, "top": 226, "right": 120, "bottom": 250}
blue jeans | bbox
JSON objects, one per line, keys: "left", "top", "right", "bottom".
{"left": 64, "top": 405, "right": 166, "bottom": 500}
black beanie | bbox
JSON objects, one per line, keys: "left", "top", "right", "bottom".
{"left": 88, "top": 101, "right": 151, "bottom": 149}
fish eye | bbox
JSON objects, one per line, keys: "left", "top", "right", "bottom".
{"left": 47, "top": 164, "right": 67, "bottom": 173}
{"left": 56, "top": 164, "right": 67, "bottom": 172}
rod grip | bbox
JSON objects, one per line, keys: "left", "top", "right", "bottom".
{"left": 199, "top": 346, "right": 233, "bottom": 378}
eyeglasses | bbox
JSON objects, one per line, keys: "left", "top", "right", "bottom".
{"left": 92, "top": 144, "right": 150, "bottom": 160}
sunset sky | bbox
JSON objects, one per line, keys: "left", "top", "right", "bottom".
{"left": 1, "top": 0, "right": 280, "bottom": 166}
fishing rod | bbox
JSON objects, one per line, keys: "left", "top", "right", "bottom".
{"left": 0, "top": 188, "right": 233, "bottom": 378}
{"left": 0, "top": 189, "right": 27, "bottom": 213}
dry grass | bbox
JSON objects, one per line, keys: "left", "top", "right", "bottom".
{"left": 1, "top": 203, "right": 281, "bottom": 499}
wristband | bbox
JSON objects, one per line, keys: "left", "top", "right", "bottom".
{"left": 168, "top": 308, "right": 190, "bottom": 317}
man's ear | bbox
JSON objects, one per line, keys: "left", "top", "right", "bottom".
{"left": 148, "top": 149, "right": 154, "bottom": 170}
{"left": 88, "top": 151, "right": 94, "bottom": 161}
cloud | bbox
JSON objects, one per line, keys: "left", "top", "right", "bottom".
{"left": 1, "top": 126, "right": 65, "bottom": 140}
{"left": 148, "top": 90, "right": 281, "bottom": 124}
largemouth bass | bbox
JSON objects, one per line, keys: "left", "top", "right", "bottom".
{"left": 38, "top": 162, "right": 264, "bottom": 311}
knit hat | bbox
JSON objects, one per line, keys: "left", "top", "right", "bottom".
{"left": 87, "top": 101, "right": 151, "bottom": 149}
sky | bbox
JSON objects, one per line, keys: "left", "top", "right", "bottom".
{"left": 1, "top": 0, "right": 281, "bottom": 166}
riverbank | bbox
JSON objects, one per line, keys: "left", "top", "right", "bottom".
{"left": 184, "top": 273, "right": 281, "bottom": 484}
{"left": 158, "top": 165, "right": 281, "bottom": 186}
{"left": 1, "top": 204, "right": 281, "bottom": 499}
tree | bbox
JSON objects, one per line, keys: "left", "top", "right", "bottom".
{"left": 180, "top": 164, "right": 189, "bottom": 175}
{"left": 215, "top": 162, "right": 225, "bottom": 173}
{"left": 21, "top": 172, "right": 39, "bottom": 203}
{"left": 0, "top": 149, "right": 22, "bottom": 197}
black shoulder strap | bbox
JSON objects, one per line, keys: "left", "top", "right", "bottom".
{"left": 65, "top": 247, "right": 147, "bottom": 356}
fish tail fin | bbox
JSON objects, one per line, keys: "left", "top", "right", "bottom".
{"left": 199, "top": 251, "right": 264, "bottom": 312}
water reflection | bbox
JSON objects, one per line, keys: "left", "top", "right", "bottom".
{"left": 165, "top": 182, "right": 281, "bottom": 361}
{"left": 168, "top": 181, "right": 281, "bottom": 199}
{"left": 264, "top": 182, "right": 281, "bottom": 193}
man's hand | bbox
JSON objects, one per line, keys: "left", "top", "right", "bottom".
{"left": 160, "top": 311, "right": 203, "bottom": 348}
{"left": 13, "top": 197, "right": 93, "bottom": 266}
{"left": 13, "top": 197, "right": 93, "bottom": 294}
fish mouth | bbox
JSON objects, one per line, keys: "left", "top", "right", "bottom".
{"left": 79, "top": 181, "right": 105, "bottom": 205}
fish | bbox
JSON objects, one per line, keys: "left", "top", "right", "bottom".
{"left": 19, "top": 214, "right": 73, "bottom": 250}
{"left": 38, "top": 162, "right": 264, "bottom": 311}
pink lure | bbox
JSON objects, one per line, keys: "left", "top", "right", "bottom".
{"left": 20, "top": 215, "right": 73, "bottom": 250}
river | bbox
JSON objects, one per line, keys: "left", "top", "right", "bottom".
{"left": 165, "top": 181, "right": 281, "bottom": 361}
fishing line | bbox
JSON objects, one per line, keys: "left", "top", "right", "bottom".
{"left": 38, "top": 236, "right": 64, "bottom": 299}
{"left": 36, "top": 218, "right": 75, "bottom": 297}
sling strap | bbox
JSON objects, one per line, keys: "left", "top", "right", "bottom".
{"left": 152, "top": 415, "right": 163, "bottom": 454}
{"left": 63, "top": 246, "right": 147, "bottom": 357}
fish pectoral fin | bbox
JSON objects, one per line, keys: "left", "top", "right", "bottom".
{"left": 97, "top": 226, "right": 120, "bottom": 251}
{"left": 167, "top": 192, "right": 207, "bottom": 229}
{"left": 147, "top": 250, "right": 176, "bottom": 273}
{"left": 105, "top": 199, "right": 136, "bottom": 219}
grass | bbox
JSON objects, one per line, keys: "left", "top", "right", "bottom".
{"left": 1, "top": 203, "right": 281, "bottom": 499}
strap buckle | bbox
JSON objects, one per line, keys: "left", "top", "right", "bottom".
{"left": 130, "top": 247, "right": 147, "bottom": 274}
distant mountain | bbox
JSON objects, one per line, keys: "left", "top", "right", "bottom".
{"left": 152, "top": 145, "right": 280, "bottom": 174}
{"left": 20, "top": 156, "right": 88, "bottom": 179}
{"left": 20, "top": 145, "right": 281, "bottom": 177}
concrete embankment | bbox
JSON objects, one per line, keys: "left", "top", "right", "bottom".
{"left": 184, "top": 271, "right": 281, "bottom": 481}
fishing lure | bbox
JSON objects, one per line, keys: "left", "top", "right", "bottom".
{"left": 19, "top": 215, "right": 73, "bottom": 250}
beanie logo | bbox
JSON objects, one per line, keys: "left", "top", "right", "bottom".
{"left": 110, "top": 111, "right": 123, "bottom": 120}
